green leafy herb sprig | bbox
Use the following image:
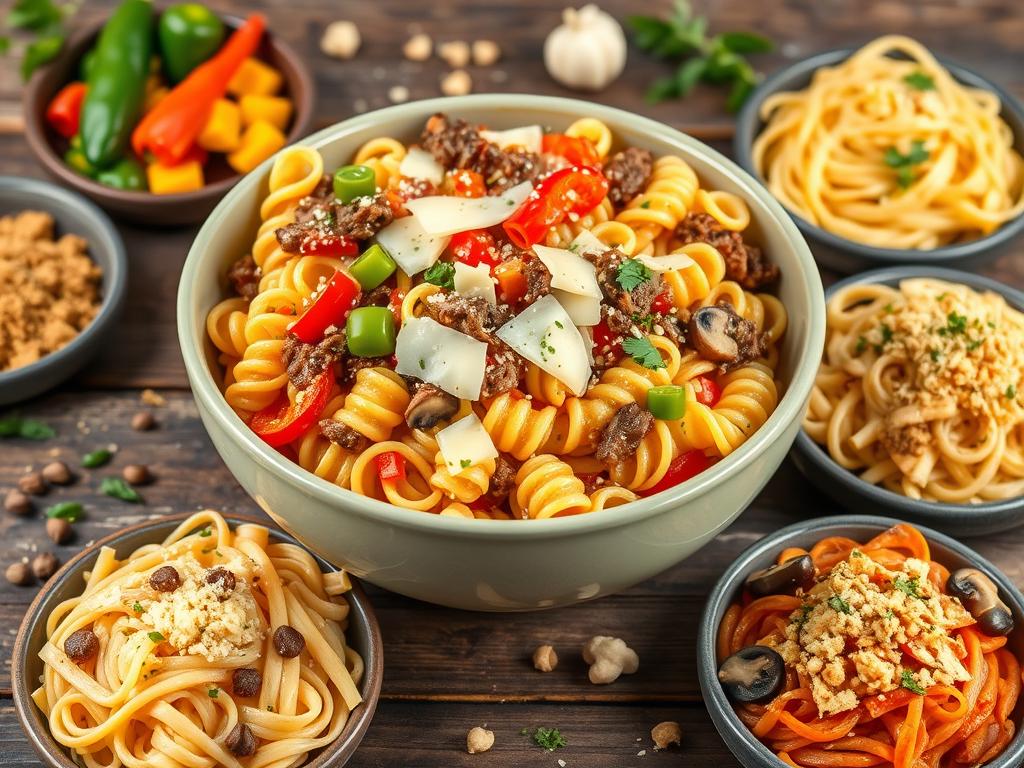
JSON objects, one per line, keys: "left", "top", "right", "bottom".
{"left": 884, "top": 140, "right": 930, "bottom": 189}
{"left": 0, "top": 413, "right": 55, "bottom": 439}
{"left": 2, "top": 0, "right": 81, "bottom": 81}
{"left": 628, "top": 0, "right": 774, "bottom": 110}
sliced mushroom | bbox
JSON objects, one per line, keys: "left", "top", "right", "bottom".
{"left": 947, "top": 568, "right": 1015, "bottom": 637}
{"left": 688, "top": 306, "right": 738, "bottom": 363}
{"left": 405, "top": 383, "right": 459, "bottom": 429}
{"left": 718, "top": 646, "right": 785, "bottom": 704}
{"left": 745, "top": 555, "right": 815, "bottom": 597}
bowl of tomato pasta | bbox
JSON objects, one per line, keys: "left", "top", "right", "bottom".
{"left": 177, "top": 94, "right": 825, "bottom": 610}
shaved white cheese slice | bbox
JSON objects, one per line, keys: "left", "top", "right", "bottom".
{"left": 635, "top": 252, "right": 697, "bottom": 273}
{"left": 395, "top": 316, "right": 487, "bottom": 399}
{"left": 496, "top": 294, "right": 592, "bottom": 397}
{"left": 552, "top": 288, "right": 601, "bottom": 327}
{"left": 405, "top": 182, "right": 533, "bottom": 237}
{"left": 569, "top": 229, "right": 610, "bottom": 255}
{"left": 375, "top": 216, "right": 450, "bottom": 276}
{"left": 479, "top": 125, "right": 543, "bottom": 154}
{"left": 436, "top": 413, "right": 499, "bottom": 473}
{"left": 532, "top": 244, "right": 602, "bottom": 299}
{"left": 579, "top": 325, "right": 596, "bottom": 366}
{"left": 454, "top": 262, "right": 496, "bottom": 304}
{"left": 398, "top": 147, "right": 445, "bottom": 185}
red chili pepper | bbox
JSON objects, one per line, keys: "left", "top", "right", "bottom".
{"left": 388, "top": 287, "right": 405, "bottom": 326}
{"left": 640, "top": 450, "right": 713, "bottom": 497}
{"left": 448, "top": 168, "right": 486, "bottom": 198}
{"left": 376, "top": 450, "right": 407, "bottom": 484}
{"left": 503, "top": 165, "right": 609, "bottom": 249}
{"left": 693, "top": 376, "right": 721, "bottom": 407}
{"left": 298, "top": 234, "right": 359, "bottom": 257}
{"left": 651, "top": 285, "right": 673, "bottom": 315}
{"left": 592, "top": 319, "right": 622, "bottom": 360}
{"left": 289, "top": 270, "right": 361, "bottom": 344}
{"left": 251, "top": 369, "right": 332, "bottom": 447}
{"left": 46, "top": 82, "right": 87, "bottom": 139}
{"left": 132, "top": 13, "right": 266, "bottom": 164}
{"left": 541, "top": 133, "right": 599, "bottom": 167}
{"left": 449, "top": 229, "right": 498, "bottom": 268}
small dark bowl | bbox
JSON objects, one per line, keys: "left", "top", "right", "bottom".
{"left": 0, "top": 176, "right": 127, "bottom": 405}
{"left": 698, "top": 514, "right": 1024, "bottom": 768}
{"left": 11, "top": 513, "right": 382, "bottom": 768}
{"left": 791, "top": 266, "right": 1024, "bottom": 536}
{"left": 23, "top": 10, "right": 315, "bottom": 226}
{"left": 735, "top": 48, "right": 1024, "bottom": 274}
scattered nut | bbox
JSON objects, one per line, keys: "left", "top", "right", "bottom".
{"left": 388, "top": 85, "right": 410, "bottom": 104}
{"left": 321, "top": 20, "right": 361, "bottom": 60}
{"left": 651, "top": 721, "right": 682, "bottom": 750}
{"left": 41, "top": 461, "right": 73, "bottom": 485}
{"left": 131, "top": 411, "right": 156, "bottom": 431}
{"left": 140, "top": 388, "right": 166, "bottom": 407}
{"left": 18, "top": 472, "right": 47, "bottom": 496}
{"left": 533, "top": 644, "right": 559, "bottom": 672}
{"left": 123, "top": 464, "right": 152, "bottom": 485}
{"left": 441, "top": 69, "right": 472, "bottom": 96}
{"left": 225, "top": 723, "right": 257, "bottom": 757}
{"left": 150, "top": 565, "right": 181, "bottom": 593}
{"left": 232, "top": 668, "right": 263, "bottom": 698}
{"left": 206, "top": 567, "right": 237, "bottom": 596}
{"left": 31, "top": 552, "right": 60, "bottom": 580}
{"left": 466, "top": 726, "right": 494, "bottom": 754}
{"left": 582, "top": 635, "right": 639, "bottom": 685}
{"left": 5, "top": 562, "right": 32, "bottom": 586}
{"left": 472, "top": 39, "right": 501, "bottom": 66}
{"left": 273, "top": 625, "right": 305, "bottom": 658}
{"left": 4, "top": 489, "right": 32, "bottom": 516}
{"left": 439, "top": 40, "right": 471, "bottom": 68}
{"left": 46, "top": 517, "right": 73, "bottom": 544}
{"left": 403, "top": 33, "right": 433, "bottom": 62}
{"left": 64, "top": 628, "right": 99, "bottom": 663}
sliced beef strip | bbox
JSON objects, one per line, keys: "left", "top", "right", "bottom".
{"left": 489, "top": 455, "right": 519, "bottom": 500}
{"left": 282, "top": 332, "right": 347, "bottom": 390}
{"left": 604, "top": 147, "right": 654, "bottom": 207}
{"left": 333, "top": 193, "right": 394, "bottom": 240}
{"left": 275, "top": 192, "right": 394, "bottom": 253}
{"left": 422, "top": 291, "right": 513, "bottom": 343}
{"left": 481, "top": 344, "right": 525, "bottom": 399}
{"left": 360, "top": 285, "right": 392, "bottom": 308}
{"left": 227, "top": 254, "right": 260, "bottom": 300}
{"left": 586, "top": 247, "right": 663, "bottom": 317}
{"left": 420, "top": 113, "right": 541, "bottom": 192}
{"left": 319, "top": 419, "right": 368, "bottom": 452}
{"left": 674, "top": 212, "right": 780, "bottom": 290}
{"left": 595, "top": 402, "right": 654, "bottom": 464}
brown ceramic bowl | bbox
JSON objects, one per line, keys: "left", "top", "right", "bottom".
{"left": 12, "top": 513, "right": 382, "bottom": 768}
{"left": 23, "top": 10, "right": 315, "bottom": 226}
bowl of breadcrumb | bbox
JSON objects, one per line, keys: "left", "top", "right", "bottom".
{"left": 0, "top": 176, "right": 127, "bottom": 405}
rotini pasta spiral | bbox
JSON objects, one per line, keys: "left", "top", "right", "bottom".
{"left": 565, "top": 117, "right": 613, "bottom": 159}
{"left": 324, "top": 367, "right": 409, "bottom": 443}
{"left": 481, "top": 393, "right": 558, "bottom": 461}
{"left": 615, "top": 156, "right": 699, "bottom": 254}
{"left": 353, "top": 137, "right": 406, "bottom": 189}
{"left": 431, "top": 452, "right": 494, "bottom": 503}
{"left": 511, "top": 455, "right": 592, "bottom": 519}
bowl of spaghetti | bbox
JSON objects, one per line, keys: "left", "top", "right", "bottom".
{"left": 177, "top": 94, "right": 825, "bottom": 610}
{"left": 12, "top": 511, "right": 382, "bottom": 768}
{"left": 698, "top": 516, "right": 1024, "bottom": 768}
{"left": 734, "top": 36, "right": 1024, "bottom": 274}
{"left": 794, "top": 266, "right": 1024, "bottom": 535}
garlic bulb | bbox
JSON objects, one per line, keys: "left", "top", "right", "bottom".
{"left": 543, "top": 5, "right": 627, "bottom": 92}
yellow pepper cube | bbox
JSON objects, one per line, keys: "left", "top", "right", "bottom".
{"left": 147, "top": 159, "right": 205, "bottom": 195}
{"left": 227, "top": 57, "right": 283, "bottom": 97}
{"left": 198, "top": 99, "right": 242, "bottom": 153}
{"left": 239, "top": 95, "right": 293, "bottom": 131}
{"left": 227, "top": 120, "right": 287, "bottom": 174}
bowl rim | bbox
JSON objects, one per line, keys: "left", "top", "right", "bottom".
{"left": 177, "top": 92, "right": 826, "bottom": 539}
{"left": 21, "top": 9, "right": 315, "bottom": 207}
{"left": 792, "top": 265, "right": 1024, "bottom": 519}
{"left": 10, "top": 511, "right": 383, "bottom": 768}
{"left": 733, "top": 46, "right": 1024, "bottom": 262}
{"left": 0, "top": 175, "right": 127, "bottom": 389}
{"left": 697, "top": 513, "right": 1024, "bottom": 768}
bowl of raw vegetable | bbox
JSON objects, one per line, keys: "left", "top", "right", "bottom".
{"left": 23, "top": 2, "right": 314, "bottom": 226}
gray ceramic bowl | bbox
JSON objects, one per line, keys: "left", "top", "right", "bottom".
{"left": 178, "top": 94, "right": 826, "bottom": 611}
{"left": 11, "top": 513, "right": 382, "bottom": 768}
{"left": 734, "top": 48, "right": 1024, "bottom": 274}
{"left": 0, "top": 176, "right": 127, "bottom": 405}
{"left": 791, "top": 266, "right": 1024, "bottom": 536}
{"left": 698, "top": 514, "right": 1024, "bottom": 768}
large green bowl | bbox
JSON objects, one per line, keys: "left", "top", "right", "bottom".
{"left": 177, "top": 95, "right": 825, "bottom": 611}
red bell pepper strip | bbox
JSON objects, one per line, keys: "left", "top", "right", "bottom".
{"left": 693, "top": 375, "right": 721, "bottom": 407}
{"left": 289, "top": 270, "right": 361, "bottom": 344}
{"left": 251, "top": 369, "right": 332, "bottom": 447}
{"left": 449, "top": 229, "right": 498, "bottom": 268}
{"left": 376, "top": 450, "right": 407, "bottom": 484}
{"left": 503, "top": 165, "right": 609, "bottom": 249}
{"left": 651, "top": 285, "right": 673, "bottom": 315}
{"left": 46, "top": 82, "right": 87, "bottom": 139}
{"left": 640, "top": 450, "right": 713, "bottom": 497}
{"left": 298, "top": 234, "right": 359, "bottom": 258}
{"left": 131, "top": 13, "right": 265, "bottom": 164}
{"left": 387, "top": 288, "right": 405, "bottom": 327}
{"left": 592, "top": 318, "right": 622, "bottom": 360}
{"left": 541, "top": 133, "right": 599, "bottom": 167}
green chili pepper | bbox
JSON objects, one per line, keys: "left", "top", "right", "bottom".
{"left": 82, "top": 448, "right": 113, "bottom": 468}
{"left": 64, "top": 145, "right": 97, "bottom": 177}
{"left": 79, "top": 0, "right": 154, "bottom": 169}
{"left": 346, "top": 307, "right": 396, "bottom": 357}
{"left": 349, "top": 244, "right": 397, "bottom": 290}
{"left": 333, "top": 165, "right": 376, "bottom": 204}
{"left": 646, "top": 385, "right": 686, "bottom": 420}
{"left": 80, "top": 48, "right": 98, "bottom": 81}
{"left": 95, "top": 157, "right": 147, "bottom": 190}
{"left": 158, "top": 3, "right": 225, "bottom": 83}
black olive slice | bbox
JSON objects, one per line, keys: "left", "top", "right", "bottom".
{"left": 718, "top": 645, "right": 785, "bottom": 704}
{"left": 744, "top": 555, "right": 815, "bottom": 597}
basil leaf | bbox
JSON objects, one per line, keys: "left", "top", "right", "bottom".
{"left": 423, "top": 261, "right": 455, "bottom": 290}
{"left": 46, "top": 502, "right": 84, "bottom": 522}
{"left": 726, "top": 77, "right": 756, "bottom": 113}
{"left": 719, "top": 31, "right": 775, "bottom": 54}
{"left": 21, "top": 33, "right": 64, "bottom": 81}
{"left": 0, "top": 415, "right": 56, "bottom": 439}
{"left": 100, "top": 477, "right": 142, "bottom": 503}
{"left": 675, "top": 56, "right": 708, "bottom": 96}
{"left": 7, "top": 0, "right": 62, "bottom": 31}
{"left": 82, "top": 449, "right": 113, "bottom": 468}
{"left": 645, "top": 75, "right": 681, "bottom": 104}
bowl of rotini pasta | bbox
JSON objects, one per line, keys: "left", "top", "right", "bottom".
{"left": 796, "top": 266, "right": 1024, "bottom": 536}
{"left": 177, "top": 94, "right": 825, "bottom": 611}
{"left": 734, "top": 36, "right": 1024, "bottom": 274}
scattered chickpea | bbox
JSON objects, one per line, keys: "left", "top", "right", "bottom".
{"left": 651, "top": 721, "right": 682, "bottom": 750}
{"left": 32, "top": 552, "right": 60, "bottom": 581}
{"left": 439, "top": 40, "right": 471, "bottom": 68}
{"left": 41, "top": 460, "right": 73, "bottom": 486}
{"left": 46, "top": 517, "right": 73, "bottom": 544}
{"left": 533, "top": 644, "right": 559, "bottom": 672}
{"left": 123, "top": 464, "right": 152, "bottom": 486}
{"left": 466, "top": 726, "right": 494, "bottom": 754}
{"left": 472, "top": 39, "right": 501, "bottom": 67}
{"left": 4, "top": 489, "right": 32, "bottom": 516}
{"left": 131, "top": 411, "right": 156, "bottom": 431}
{"left": 6, "top": 561, "right": 32, "bottom": 586}
{"left": 320, "top": 20, "right": 361, "bottom": 60}
{"left": 18, "top": 472, "right": 46, "bottom": 496}
{"left": 388, "top": 85, "right": 410, "bottom": 104}
{"left": 403, "top": 33, "right": 433, "bottom": 62}
{"left": 582, "top": 635, "right": 639, "bottom": 685}
{"left": 441, "top": 70, "right": 473, "bottom": 97}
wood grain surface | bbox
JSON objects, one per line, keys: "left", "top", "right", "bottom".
{"left": 2, "top": 1, "right": 1024, "bottom": 766}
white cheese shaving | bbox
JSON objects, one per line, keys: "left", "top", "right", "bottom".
{"left": 570, "top": 229, "right": 610, "bottom": 255}
{"left": 552, "top": 288, "right": 602, "bottom": 326}
{"left": 453, "top": 262, "right": 497, "bottom": 304}
{"left": 394, "top": 316, "right": 487, "bottom": 399}
{"left": 635, "top": 252, "right": 697, "bottom": 273}
{"left": 398, "top": 147, "right": 445, "bottom": 185}
{"left": 532, "top": 243, "right": 601, "bottom": 298}
{"left": 374, "top": 216, "right": 450, "bottom": 276}
{"left": 479, "top": 125, "right": 543, "bottom": 154}
{"left": 405, "top": 182, "right": 533, "bottom": 237}
{"left": 436, "top": 413, "right": 499, "bottom": 473}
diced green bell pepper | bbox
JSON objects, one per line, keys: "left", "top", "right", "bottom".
{"left": 646, "top": 385, "right": 686, "bottom": 420}
{"left": 158, "top": 3, "right": 225, "bottom": 83}
{"left": 346, "top": 306, "right": 396, "bottom": 357}
{"left": 349, "top": 244, "right": 397, "bottom": 290}
{"left": 96, "top": 157, "right": 147, "bottom": 190}
{"left": 333, "top": 164, "right": 376, "bottom": 203}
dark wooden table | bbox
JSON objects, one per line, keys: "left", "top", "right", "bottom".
{"left": 2, "top": 1, "right": 1023, "bottom": 765}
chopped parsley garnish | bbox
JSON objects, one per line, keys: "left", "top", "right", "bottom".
{"left": 554, "top": 320, "right": 564, "bottom": 329}
{"left": 938, "top": 311, "right": 968, "bottom": 336}
{"left": 532, "top": 727, "right": 567, "bottom": 751}
{"left": 0, "top": 415, "right": 55, "bottom": 440}
{"left": 148, "top": 631, "right": 165, "bottom": 643}
{"left": 903, "top": 71, "right": 936, "bottom": 91}
{"left": 615, "top": 258, "right": 654, "bottom": 292}
{"left": 879, "top": 323, "right": 894, "bottom": 345}
{"left": 851, "top": 549, "right": 864, "bottom": 558}
{"left": 883, "top": 303, "right": 894, "bottom": 314}
{"left": 828, "top": 595, "right": 852, "bottom": 615}
{"left": 893, "top": 576, "right": 922, "bottom": 598}
{"left": 539, "top": 329, "right": 558, "bottom": 361}
{"left": 885, "top": 609, "right": 896, "bottom": 619}
{"left": 132, "top": 602, "right": 143, "bottom": 614}
{"left": 621, "top": 336, "right": 666, "bottom": 369}
{"left": 419, "top": 358, "right": 426, "bottom": 370}
{"left": 208, "top": 688, "right": 219, "bottom": 698}
{"left": 855, "top": 336, "right": 868, "bottom": 355}
{"left": 459, "top": 459, "right": 472, "bottom": 469}
{"left": 632, "top": 311, "right": 656, "bottom": 331}
{"left": 201, "top": 545, "right": 216, "bottom": 554}
{"left": 199, "top": 528, "right": 212, "bottom": 537}
{"left": 929, "top": 348, "right": 941, "bottom": 362}
{"left": 1007, "top": 385, "right": 1017, "bottom": 400}
{"left": 884, "top": 140, "right": 929, "bottom": 189}
{"left": 901, "top": 669, "right": 926, "bottom": 695}
{"left": 640, "top": 200, "right": 652, "bottom": 209}
{"left": 794, "top": 604, "right": 814, "bottom": 627}
{"left": 966, "top": 338, "right": 983, "bottom": 351}
{"left": 423, "top": 261, "right": 455, "bottom": 290}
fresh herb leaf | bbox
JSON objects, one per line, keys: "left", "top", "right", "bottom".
{"left": 615, "top": 258, "right": 653, "bottom": 291}
{"left": 45, "top": 501, "right": 83, "bottom": 522}
{"left": 21, "top": 32, "right": 63, "bottom": 81}
{"left": 423, "top": 261, "right": 455, "bottom": 290}
{"left": 893, "top": 576, "right": 921, "bottom": 598}
{"left": 880, "top": 323, "right": 894, "bottom": 345}
{"left": 621, "top": 336, "right": 666, "bottom": 369}
{"left": 794, "top": 604, "right": 814, "bottom": 627}
{"left": 884, "top": 140, "right": 930, "bottom": 188}
{"left": 938, "top": 311, "right": 968, "bottom": 336}
{"left": 1006, "top": 385, "right": 1017, "bottom": 400}
{"left": 532, "top": 727, "right": 567, "bottom": 751}
{"left": 631, "top": 312, "right": 656, "bottom": 331}
{"left": 7, "top": 0, "right": 63, "bottom": 31}
{"left": 719, "top": 31, "right": 775, "bottom": 54}
{"left": 208, "top": 688, "right": 219, "bottom": 698}
{"left": 148, "top": 631, "right": 165, "bottom": 643}
{"left": 199, "top": 528, "right": 212, "bottom": 537}
{"left": 855, "top": 336, "right": 868, "bottom": 355}
{"left": 459, "top": 459, "right": 472, "bottom": 469}
{"left": 132, "top": 602, "right": 143, "bottom": 613}
{"left": 828, "top": 595, "right": 852, "bottom": 615}
{"left": 901, "top": 669, "right": 926, "bottom": 695}
{"left": 903, "top": 71, "right": 936, "bottom": 91}
{"left": 929, "top": 348, "right": 941, "bottom": 362}
{"left": 519, "top": 727, "right": 529, "bottom": 736}
{"left": 0, "top": 415, "right": 55, "bottom": 439}
{"left": 0, "top": 36, "right": 10, "bottom": 55}
{"left": 82, "top": 449, "right": 112, "bottom": 468}
{"left": 100, "top": 477, "right": 141, "bottom": 503}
